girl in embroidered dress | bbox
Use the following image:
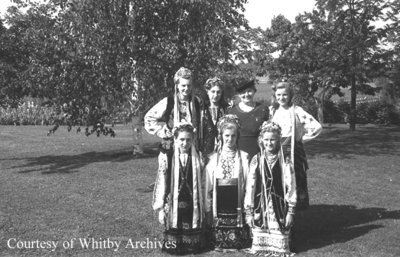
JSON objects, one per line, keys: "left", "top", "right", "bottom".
{"left": 144, "top": 67, "right": 203, "bottom": 191}
{"left": 202, "top": 77, "right": 228, "bottom": 157}
{"left": 270, "top": 81, "right": 322, "bottom": 210}
{"left": 204, "top": 114, "right": 251, "bottom": 251}
{"left": 245, "top": 121, "right": 296, "bottom": 256}
{"left": 153, "top": 122, "right": 205, "bottom": 254}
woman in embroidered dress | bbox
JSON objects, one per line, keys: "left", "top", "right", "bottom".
{"left": 144, "top": 67, "right": 203, "bottom": 190}
{"left": 227, "top": 79, "right": 269, "bottom": 159}
{"left": 153, "top": 122, "right": 205, "bottom": 254}
{"left": 244, "top": 121, "right": 296, "bottom": 256}
{"left": 201, "top": 77, "right": 228, "bottom": 157}
{"left": 204, "top": 114, "right": 251, "bottom": 251}
{"left": 270, "top": 81, "right": 322, "bottom": 210}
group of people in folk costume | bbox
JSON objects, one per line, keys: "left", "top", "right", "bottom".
{"left": 144, "top": 67, "right": 322, "bottom": 255}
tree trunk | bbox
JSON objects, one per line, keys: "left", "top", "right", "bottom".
{"left": 317, "top": 90, "right": 325, "bottom": 124}
{"left": 350, "top": 74, "right": 357, "bottom": 131}
{"left": 132, "top": 113, "right": 144, "bottom": 156}
{"left": 317, "top": 102, "right": 324, "bottom": 124}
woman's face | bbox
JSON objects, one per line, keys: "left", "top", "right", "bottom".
{"left": 238, "top": 87, "right": 255, "bottom": 105}
{"left": 262, "top": 131, "right": 280, "bottom": 154}
{"left": 275, "top": 88, "right": 290, "bottom": 107}
{"left": 177, "top": 78, "right": 192, "bottom": 100}
{"left": 175, "top": 131, "right": 193, "bottom": 153}
{"left": 207, "top": 85, "right": 222, "bottom": 105}
{"left": 222, "top": 127, "right": 237, "bottom": 150}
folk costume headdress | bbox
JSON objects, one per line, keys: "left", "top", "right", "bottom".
{"left": 216, "top": 114, "right": 241, "bottom": 152}
{"left": 173, "top": 67, "right": 200, "bottom": 148}
{"left": 257, "top": 121, "right": 282, "bottom": 152}
{"left": 203, "top": 76, "right": 228, "bottom": 109}
{"left": 204, "top": 77, "right": 224, "bottom": 90}
{"left": 168, "top": 122, "right": 203, "bottom": 229}
{"left": 211, "top": 114, "right": 245, "bottom": 227}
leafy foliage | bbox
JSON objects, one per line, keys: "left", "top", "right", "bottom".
{"left": 323, "top": 99, "right": 400, "bottom": 125}
{"left": 246, "top": 0, "right": 395, "bottom": 129}
{"left": 1, "top": 0, "right": 250, "bottom": 134}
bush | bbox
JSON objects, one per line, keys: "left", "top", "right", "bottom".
{"left": 0, "top": 101, "right": 60, "bottom": 125}
{"left": 356, "top": 102, "right": 371, "bottom": 124}
{"left": 0, "top": 99, "right": 129, "bottom": 127}
{"left": 367, "top": 101, "right": 400, "bottom": 125}
{"left": 324, "top": 100, "right": 344, "bottom": 123}
{"left": 323, "top": 100, "right": 400, "bottom": 125}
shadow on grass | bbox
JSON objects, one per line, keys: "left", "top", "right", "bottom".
{"left": 5, "top": 144, "right": 159, "bottom": 174}
{"left": 305, "top": 126, "right": 400, "bottom": 160}
{"left": 293, "top": 204, "right": 400, "bottom": 252}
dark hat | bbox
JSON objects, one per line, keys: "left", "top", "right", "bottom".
{"left": 234, "top": 79, "right": 255, "bottom": 93}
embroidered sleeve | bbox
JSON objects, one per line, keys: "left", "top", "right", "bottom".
{"left": 284, "top": 160, "right": 297, "bottom": 208}
{"left": 144, "top": 97, "right": 171, "bottom": 138}
{"left": 244, "top": 155, "right": 258, "bottom": 210}
{"left": 296, "top": 106, "right": 322, "bottom": 143}
{"left": 152, "top": 152, "right": 168, "bottom": 211}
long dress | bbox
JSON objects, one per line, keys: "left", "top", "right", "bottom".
{"left": 270, "top": 105, "right": 322, "bottom": 210}
{"left": 245, "top": 151, "right": 297, "bottom": 256}
{"left": 227, "top": 103, "right": 269, "bottom": 159}
{"left": 201, "top": 105, "right": 226, "bottom": 157}
{"left": 204, "top": 149, "right": 251, "bottom": 250}
{"left": 153, "top": 148, "right": 205, "bottom": 254}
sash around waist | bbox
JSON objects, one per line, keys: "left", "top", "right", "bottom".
{"left": 217, "top": 178, "right": 238, "bottom": 186}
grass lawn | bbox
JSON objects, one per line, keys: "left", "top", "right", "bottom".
{"left": 0, "top": 124, "right": 399, "bottom": 257}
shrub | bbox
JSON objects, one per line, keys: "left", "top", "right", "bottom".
{"left": 368, "top": 101, "right": 400, "bottom": 125}
{"left": 323, "top": 100, "right": 400, "bottom": 125}
{"left": 323, "top": 100, "right": 343, "bottom": 123}
{"left": 0, "top": 101, "right": 60, "bottom": 126}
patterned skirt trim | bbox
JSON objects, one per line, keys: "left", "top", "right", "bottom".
{"left": 211, "top": 214, "right": 251, "bottom": 250}
{"left": 249, "top": 227, "right": 295, "bottom": 257}
{"left": 163, "top": 228, "right": 205, "bottom": 255}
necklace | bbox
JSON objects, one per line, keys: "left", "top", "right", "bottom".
{"left": 222, "top": 147, "right": 236, "bottom": 158}
{"left": 265, "top": 152, "right": 278, "bottom": 166}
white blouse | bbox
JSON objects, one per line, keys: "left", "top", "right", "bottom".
{"left": 144, "top": 97, "right": 191, "bottom": 139}
{"left": 271, "top": 106, "right": 322, "bottom": 143}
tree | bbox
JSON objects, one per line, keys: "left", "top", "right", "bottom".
{"left": 248, "top": 0, "right": 392, "bottom": 129}
{"left": 249, "top": 14, "right": 344, "bottom": 123}
{"left": 384, "top": 1, "right": 400, "bottom": 99}
{"left": 2, "top": 0, "right": 250, "bottom": 132}
{"left": 0, "top": 7, "right": 32, "bottom": 108}
{"left": 312, "top": 0, "right": 391, "bottom": 130}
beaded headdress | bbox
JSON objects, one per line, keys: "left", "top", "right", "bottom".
{"left": 217, "top": 114, "right": 241, "bottom": 133}
{"left": 257, "top": 121, "right": 282, "bottom": 155}
{"left": 174, "top": 67, "right": 192, "bottom": 85}
{"left": 204, "top": 77, "right": 223, "bottom": 90}
{"left": 259, "top": 120, "right": 282, "bottom": 136}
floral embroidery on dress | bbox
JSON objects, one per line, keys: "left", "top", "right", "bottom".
{"left": 221, "top": 157, "right": 235, "bottom": 179}
{"left": 209, "top": 107, "right": 219, "bottom": 124}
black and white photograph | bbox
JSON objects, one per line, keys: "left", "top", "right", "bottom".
{"left": 0, "top": 0, "right": 399, "bottom": 256}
